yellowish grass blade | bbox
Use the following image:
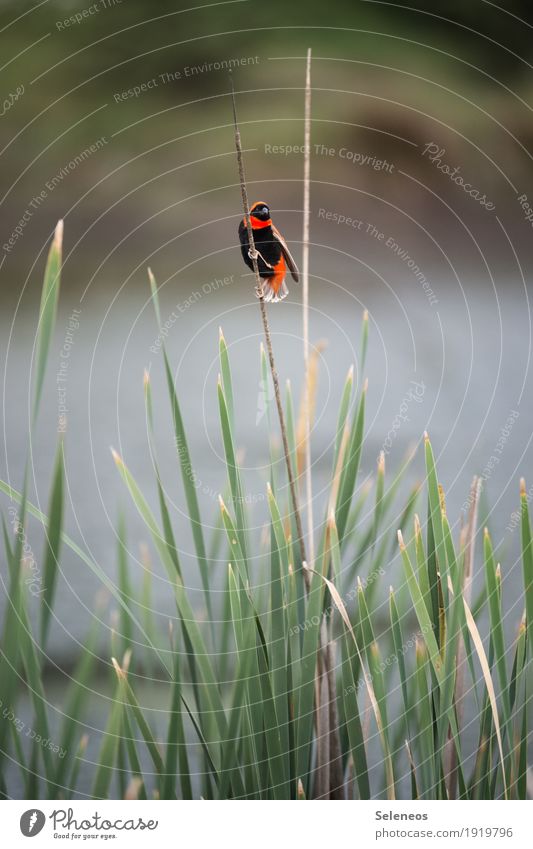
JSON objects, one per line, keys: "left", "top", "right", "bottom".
{"left": 463, "top": 597, "right": 508, "bottom": 799}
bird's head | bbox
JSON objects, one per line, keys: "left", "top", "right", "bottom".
{"left": 250, "top": 201, "right": 271, "bottom": 223}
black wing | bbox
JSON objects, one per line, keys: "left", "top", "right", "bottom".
{"left": 272, "top": 224, "right": 299, "bottom": 283}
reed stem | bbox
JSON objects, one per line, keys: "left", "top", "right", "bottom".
{"left": 302, "top": 47, "right": 315, "bottom": 570}
{"left": 229, "top": 73, "right": 308, "bottom": 573}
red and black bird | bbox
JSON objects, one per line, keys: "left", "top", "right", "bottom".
{"left": 238, "top": 201, "right": 299, "bottom": 302}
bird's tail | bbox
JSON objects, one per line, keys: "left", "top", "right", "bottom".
{"left": 262, "top": 277, "right": 288, "bottom": 303}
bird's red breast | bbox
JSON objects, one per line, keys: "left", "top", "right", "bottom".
{"left": 248, "top": 216, "right": 272, "bottom": 229}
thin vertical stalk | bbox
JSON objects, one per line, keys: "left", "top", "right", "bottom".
{"left": 302, "top": 47, "right": 315, "bottom": 569}
{"left": 229, "top": 73, "right": 308, "bottom": 573}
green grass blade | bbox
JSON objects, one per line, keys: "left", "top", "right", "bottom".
{"left": 121, "top": 709, "right": 147, "bottom": 800}
{"left": 113, "top": 658, "right": 165, "bottom": 778}
{"left": 332, "top": 364, "right": 354, "bottom": 474}
{"left": 112, "top": 451, "right": 182, "bottom": 591}
{"left": 295, "top": 552, "right": 327, "bottom": 789}
{"left": 357, "top": 580, "right": 390, "bottom": 741}
{"left": 398, "top": 531, "right": 443, "bottom": 679}
{"left": 372, "top": 452, "right": 385, "bottom": 546}
{"left": 520, "top": 478, "right": 533, "bottom": 658}
{"left": 414, "top": 514, "right": 432, "bottom": 619}
{"left": 285, "top": 379, "right": 297, "bottom": 488}
{"left": 219, "top": 495, "right": 249, "bottom": 588}
{"left": 340, "top": 633, "right": 370, "bottom": 798}
{"left": 414, "top": 639, "right": 436, "bottom": 798}
{"left": 256, "top": 635, "right": 290, "bottom": 799}
{"left": 17, "top": 594, "right": 57, "bottom": 794}
{"left": 424, "top": 434, "right": 448, "bottom": 606}
{"left": 54, "top": 616, "right": 101, "bottom": 789}
{"left": 93, "top": 671, "right": 127, "bottom": 799}
{"left": 483, "top": 529, "right": 510, "bottom": 715}
{"left": 148, "top": 269, "right": 211, "bottom": 617}
{"left": 116, "top": 511, "right": 133, "bottom": 656}
{"left": 0, "top": 498, "right": 27, "bottom": 764}
{"left": 67, "top": 735, "right": 89, "bottom": 795}
{"left": 266, "top": 486, "right": 290, "bottom": 781}
{"left": 33, "top": 220, "right": 63, "bottom": 422}
{"left": 218, "top": 377, "right": 248, "bottom": 560}
{"left": 219, "top": 327, "right": 234, "bottom": 429}
{"left": 389, "top": 588, "right": 413, "bottom": 742}
{"left": 223, "top": 565, "right": 263, "bottom": 798}
{"left": 40, "top": 441, "right": 64, "bottom": 647}
{"left": 163, "top": 635, "right": 192, "bottom": 799}
{"left": 335, "top": 380, "right": 367, "bottom": 545}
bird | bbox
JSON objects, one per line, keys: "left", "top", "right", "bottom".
{"left": 238, "top": 201, "right": 299, "bottom": 302}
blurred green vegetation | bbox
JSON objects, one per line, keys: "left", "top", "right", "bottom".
{"left": 2, "top": 0, "right": 533, "bottom": 282}
{"left": 3, "top": 0, "right": 533, "bottom": 144}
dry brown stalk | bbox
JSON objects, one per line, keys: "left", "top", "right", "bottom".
{"left": 302, "top": 47, "right": 314, "bottom": 569}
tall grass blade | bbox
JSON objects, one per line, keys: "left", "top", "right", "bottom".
{"left": 116, "top": 511, "right": 133, "bottom": 656}
{"left": 520, "top": 478, "right": 533, "bottom": 657}
{"left": 218, "top": 376, "right": 248, "bottom": 559}
{"left": 33, "top": 221, "right": 63, "bottom": 423}
{"left": 219, "top": 327, "right": 235, "bottom": 429}
{"left": 40, "top": 441, "right": 64, "bottom": 647}
{"left": 163, "top": 632, "right": 192, "bottom": 799}
{"left": 335, "top": 380, "right": 367, "bottom": 544}
{"left": 148, "top": 269, "right": 211, "bottom": 617}
{"left": 93, "top": 663, "right": 127, "bottom": 799}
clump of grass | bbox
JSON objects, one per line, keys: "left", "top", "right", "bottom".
{"left": 0, "top": 220, "right": 531, "bottom": 800}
